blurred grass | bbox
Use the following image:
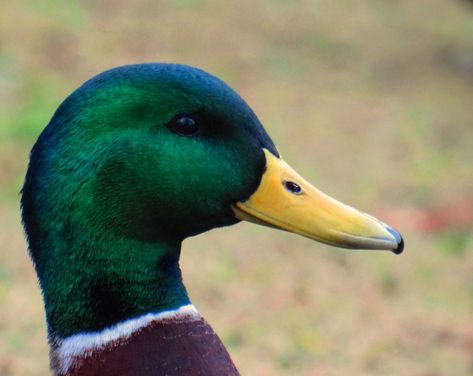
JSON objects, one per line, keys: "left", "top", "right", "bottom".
{"left": 1, "top": 1, "right": 473, "bottom": 375}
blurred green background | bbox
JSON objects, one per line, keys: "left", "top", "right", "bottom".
{"left": 1, "top": 1, "right": 473, "bottom": 375}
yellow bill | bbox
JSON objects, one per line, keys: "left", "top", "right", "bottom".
{"left": 233, "top": 149, "right": 404, "bottom": 254}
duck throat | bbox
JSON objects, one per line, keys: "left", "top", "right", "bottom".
{"left": 37, "top": 236, "right": 191, "bottom": 340}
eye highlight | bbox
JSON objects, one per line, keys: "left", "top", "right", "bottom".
{"left": 170, "top": 115, "right": 199, "bottom": 136}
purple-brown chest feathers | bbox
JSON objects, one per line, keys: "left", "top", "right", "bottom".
{"left": 51, "top": 308, "right": 239, "bottom": 376}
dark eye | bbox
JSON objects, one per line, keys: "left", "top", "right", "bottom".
{"left": 170, "top": 115, "right": 199, "bottom": 136}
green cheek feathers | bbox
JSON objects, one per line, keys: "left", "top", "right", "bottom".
{"left": 92, "top": 132, "right": 263, "bottom": 241}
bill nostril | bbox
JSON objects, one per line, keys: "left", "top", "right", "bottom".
{"left": 283, "top": 180, "right": 302, "bottom": 195}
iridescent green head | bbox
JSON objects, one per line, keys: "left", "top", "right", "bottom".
{"left": 25, "top": 64, "right": 278, "bottom": 242}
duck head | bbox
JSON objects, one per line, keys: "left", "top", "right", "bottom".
{"left": 22, "top": 64, "right": 403, "bottom": 338}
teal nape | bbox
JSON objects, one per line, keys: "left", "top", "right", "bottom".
{"left": 21, "top": 64, "right": 403, "bottom": 373}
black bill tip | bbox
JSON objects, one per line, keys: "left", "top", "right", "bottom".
{"left": 386, "top": 227, "right": 404, "bottom": 255}
{"left": 392, "top": 236, "right": 404, "bottom": 254}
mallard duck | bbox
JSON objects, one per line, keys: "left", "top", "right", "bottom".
{"left": 21, "top": 64, "right": 403, "bottom": 376}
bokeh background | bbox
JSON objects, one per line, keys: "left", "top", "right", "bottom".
{"left": 1, "top": 1, "right": 473, "bottom": 375}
